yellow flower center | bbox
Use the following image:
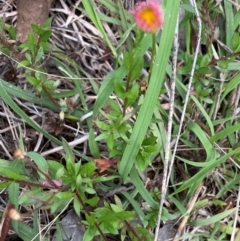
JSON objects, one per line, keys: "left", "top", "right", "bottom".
{"left": 140, "top": 8, "right": 156, "bottom": 26}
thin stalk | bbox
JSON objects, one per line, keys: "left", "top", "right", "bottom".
{"left": 74, "top": 191, "right": 108, "bottom": 241}
{"left": 148, "top": 33, "right": 157, "bottom": 81}
{"left": 122, "top": 68, "right": 132, "bottom": 116}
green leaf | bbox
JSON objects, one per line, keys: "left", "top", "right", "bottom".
{"left": 88, "top": 128, "right": 100, "bottom": 158}
{"left": 231, "top": 32, "right": 240, "bottom": 51}
{"left": 79, "top": 162, "right": 95, "bottom": 176}
{"left": 136, "top": 152, "right": 145, "bottom": 171}
{"left": 199, "top": 54, "right": 210, "bottom": 67}
{"left": 218, "top": 60, "right": 229, "bottom": 69}
{"left": 40, "top": 30, "right": 52, "bottom": 42}
{"left": 25, "top": 53, "right": 32, "bottom": 63}
{"left": 0, "top": 167, "right": 28, "bottom": 181}
{"left": 196, "top": 67, "right": 211, "bottom": 74}
{"left": 62, "top": 138, "right": 75, "bottom": 164}
{"left": 96, "top": 120, "right": 110, "bottom": 131}
{"left": 17, "top": 222, "right": 45, "bottom": 241}
{"left": 107, "top": 132, "right": 115, "bottom": 150}
{"left": 114, "top": 78, "right": 125, "bottom": 100}
{"left": 43, "top": 17, "right": 53, "bottom": 29}
{"left": 56, "top": 167, "right": 65, "bottom": 180}
{"left": 142, "top": 136, "right": 158, "bottom": 146}
{"left": 85, "top": 196, "right": 99, "bottom": 206}
{"left": 116, "top": 210, "right": 134, "bottom": 220}
{"left": 130, "top": 59, "right": 143, "bottom": 82}
{"left": 73, "top": 195, "right": 81, "bottom": 216}
{"left": 143, "top": 145, "right": 159, "bottom": 153}
{"left": 26, "top": 75, "right": 39, "bottom": 86}
{"left": 27, "top": 32, "right": 37, "bottom": 55}
{"left": 27, "top": 151, "right": 48, "bottom": 173}
{"left": 35, "top": 45, "right": 44, "bottom": 63}
{"left": 0, "top": 182, "right": 11, "bottom": 188}
{"left": 82, "top": 226, "right": 97, "bottom": 241}
{"left": 123, "top": 52, "right": 133, "bottom": 69}
{"left": 55, "top": 191, "right": 73, "bottom": 199}
{"left": 31, "top": 24, "right": 42, "bottom": 35}
{"left": 125, "top": 83, "right": 139, "bottom": 106}
{"left": 17, "top": 60, "right": 31, "bottom": 68}
{"left": 8, "top": 26, "right": 17, "bottom": 40}
{"left": 85, "top": 187, "right": 96, "bottom": 194}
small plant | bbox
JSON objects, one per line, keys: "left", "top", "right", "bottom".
{"left": 0, "top": 137, "right": 155, "bottom": 240}
{"left": 17, "top": 18, "right": 60, "bottom": 97}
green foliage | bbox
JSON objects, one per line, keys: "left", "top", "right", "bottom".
{"left": 17, "top": 17, "right": 59, "bottom": 95}
{"left": 82, "top": 202, "right": 135, "bottom": 241}
{"left": 1, "top": 0, "right": 240, "bottom": 240}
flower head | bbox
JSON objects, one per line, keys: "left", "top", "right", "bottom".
{"left": 130, "top": 0, "right": 164, "bottom": 33}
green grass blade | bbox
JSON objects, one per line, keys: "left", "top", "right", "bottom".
{"left": 119, "top": 0, "right": 181, "bottom": 179}
{"left": 177, "top": 79, "right": 215, "bottom": 135}
{"left": 88, "top": 128, "right": 100, "bottom": 158}
{"left": 17, "top": 222, "right": 43, "bottom": 241}
{"left": 129, "top": 168, "right": 158, "bottom": 209}
{"left": 220, "top": 72, "right": 240, "bottom": 102}
{"left": 0, "top": 82, "right": 62, "bottom": 145}
{"left": 188, "top": 122, "right": 216, "bottom": 162}
{"left": 93, "top": 65, "right": 128, "bottom": 117}
{"left": 97, "top": 0, "right": 119, "bottom": 14}
{"left": 224, "top": 0, "right": 234, "bottom": 48}
{"left": 210, "top": 123, "right": 240, "bottom": 143}
{"left": 122, "top": 191, "right": 148, "bottom": 227}
{"left": 81, "top": 0, "right": 117, "bottom": 57}
{"left": 0, "top": 78, "right": 59, "bottom": 111}
{"left": 190, "top": 208, "right": 235, "bottom": 227}
{"left": 174, "top": 146, "right": 240, "bottom": 194}
{"left": 117, "top": 0, "right": 133, "bottom": 51}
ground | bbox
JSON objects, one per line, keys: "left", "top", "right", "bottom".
{"left": 0, "top": 0, "right": 240, "bottom": 241}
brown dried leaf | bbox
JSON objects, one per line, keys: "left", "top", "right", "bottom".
{"left": 94, "top": 158, "right": 118, "bottom": 173}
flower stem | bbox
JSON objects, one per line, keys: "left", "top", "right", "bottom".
{"left": 148, "top": 33, "right": 156, "bottom": 81}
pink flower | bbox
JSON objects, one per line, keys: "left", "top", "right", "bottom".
{"left": 130, "top": 0, "right": 164, "bottom": 33}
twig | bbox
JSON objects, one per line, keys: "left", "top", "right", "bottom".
{"left": 167, "top": 0, "right": 201, "bottom": 190}
{"left": 226, "top": 0, "right": 240, "bottom": 9}
{"left": 155, "top": 0, "right": 202, "bottom": 239}
{"left": 154, "top": 11, "right": 179, "bottom": 241}
{"left": 230, "top": 185, "right": 240, "bottom": 241}
{"left": 74, "top": 191, "right": 109, "bottom": 241}
{"left": 213, "top": 73, "right": 225, "bottom": 120}
{"left": 40, "top": 134, "right": 92, "bottom": 156}
{"left": 233, "top": 85, "right": 240, "bottom": 118}
{"left": 173, "top": 184, "right": 202, "bottom": 241}
{"left": 30, "top": 198, "right": 73, "bottom": 241}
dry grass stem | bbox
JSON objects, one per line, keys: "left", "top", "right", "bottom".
{"left": 154, "top": 12, "right": 179, "bottom": 241}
